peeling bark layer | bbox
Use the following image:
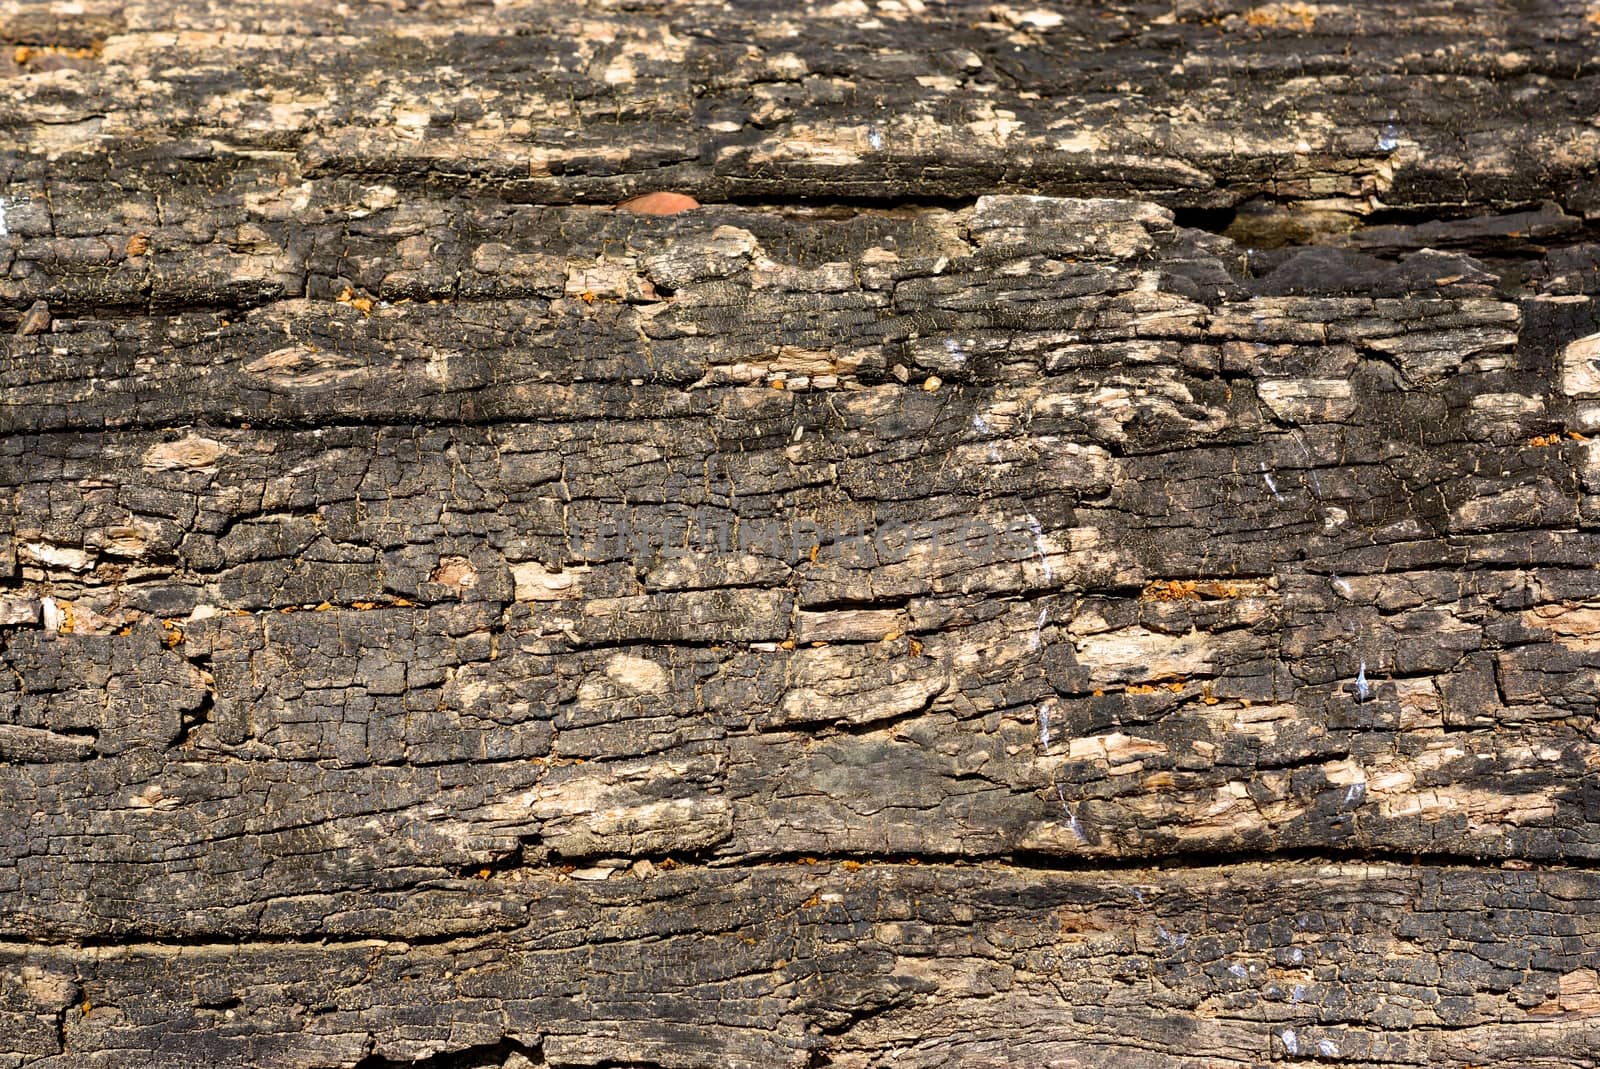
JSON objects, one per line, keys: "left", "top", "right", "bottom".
{"left": 4, "top": 1, "right": 1600, "bottom": 1067}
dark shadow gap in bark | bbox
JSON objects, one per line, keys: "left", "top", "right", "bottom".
{"left": 353, "top": 1037, "right": 543, "bottom": 1069}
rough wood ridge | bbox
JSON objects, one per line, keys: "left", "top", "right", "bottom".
{"left": 3, "top": 1, "right": 1600, "bottom": 1066}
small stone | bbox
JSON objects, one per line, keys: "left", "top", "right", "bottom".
{"left": 616, "top": 192, "right": 700, "bottom": 215}
{"left": 922, "top": 375, "right": 943, "bottom": 392}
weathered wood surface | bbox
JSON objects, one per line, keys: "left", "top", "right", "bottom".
{"left": 4, "top": 1, "right": 1600, "bottom": 1066}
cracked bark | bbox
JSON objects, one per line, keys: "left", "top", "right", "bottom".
{"left": 4, "top": 1, "right": 1600, "bottom": 1066}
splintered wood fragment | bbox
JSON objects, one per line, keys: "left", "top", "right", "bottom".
{"left": 14, "top": 300, "right": 49, "bottom": 336}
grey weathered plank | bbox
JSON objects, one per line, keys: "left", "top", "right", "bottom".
{"left": 5, "top": 863, "right": 1600, "bottom": 1068}
{"left": 6, "top": 1, "right": 1600, "bottom": 1067}
{"left": 2, "top": 1, "right": 1599, "bottom": 213}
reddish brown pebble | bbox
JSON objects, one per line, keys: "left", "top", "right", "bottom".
{"left": 616, "top": 192, "right": 700, "bottom": 215}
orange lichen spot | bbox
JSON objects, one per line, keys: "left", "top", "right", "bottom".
{"left": 351, "top": 601, "right": 377, "bottom": 610}
{"left": 841, "top": 860, "right": 862, "bottom": 871}
{"left": 13, "top": 46, "right": 31, "bottom": 65}
{"left": 335, "top": 287, "right": 374, "bottom": 315}
{"left": 809, "top": 544, "right": 820, "bottom": 563}
{"left": 125, "top": 233, "right": 149, "bottom": 257}
{"left": 1244, "top": 2, "right": 1317, "bottom": 30}
{"left": 161, "top": 621, "right": 184, "bottom": 648}
{"left": 1092, "top": 688, "right": 1104, "bottom": 697}
{"left": 1569, "top": 430, "right": 1591, "bottom": 441}
{"left": 579, "top": 290, "right": 597, "bottom": 305}
{"left": 905, "top": 857, "right": 920, "bottom": 866}
{"left": 616, "top": 192, "right": 700, "bottom": 215}
{"left": 1127, "top": 683, "right": 1158, "bottom": 695}
{"left": 771, "top": 379, "right": 787, "bottom": 390}
{"left": 882, "top": 629, "right": 903, "bottom": 643}
{"left": 658, "top": 857, "right": 678, "bottom": 870}
{"left": 477, "top": 867, "right": 492, "bottom": 880}
{"left": 801, "top": 893, "right": 822, "bottom": 909}
{"left": 1142, "top": 578, "right": 1270, "bottom": 601}
{"left": 314, "top": 601, "right": 334, "bottom": 611}
{"left": 779, "top": 638, "right": 796, "bottom": 650}
{"left": 798, "top": 857, "right": 818, "bottom": 865}
{"left": 908, "top": 637, "right": 923, "bottom": 656}
{"left": 1144, "top": 579, "right": 1200, "bottom": 601}
{"left": 1528, "top": 434, "right": 1561, "bottom": 448}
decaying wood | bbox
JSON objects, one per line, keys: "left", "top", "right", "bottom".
{"left": 7, "top": 863, "right": 1600, "bottom": 1067}
{"left": 4, "top": 1, "right": 1600, "bottom": 1066}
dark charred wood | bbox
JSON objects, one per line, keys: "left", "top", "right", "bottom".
{"left": 5, "top": 1, "right": 1600, "bottom": 1066}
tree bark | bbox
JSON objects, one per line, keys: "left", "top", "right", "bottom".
{"left": 3, "top": 1, "right": 1600, "bottom": 1066}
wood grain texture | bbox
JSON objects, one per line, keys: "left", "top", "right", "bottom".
{"left": 4, "top": 1, "right": 1600, "bottom": 1066}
